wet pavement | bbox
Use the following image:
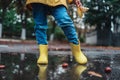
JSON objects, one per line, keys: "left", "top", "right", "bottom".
{"left": 0, "top": 39, "right": 120, "bottom": 80}
{"left": 0, "top": 50, "right": 120, "bottom": 80}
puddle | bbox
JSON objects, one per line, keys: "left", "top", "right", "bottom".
{"left": 0, "top": 52, "right": 120, "bottom": 80}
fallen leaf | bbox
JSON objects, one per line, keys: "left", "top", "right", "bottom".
{"left": 88, "top": 71, "right": 102, "bottom": 78}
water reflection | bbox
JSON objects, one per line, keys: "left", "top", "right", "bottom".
{"left": 0, "top": 53, "right": 38, "bottom": 80}
{"left": 70, "top": 64, "right": 87, "bottom": 80}
{"left": 37, "top": 64, "right": 87, "bottom": 80}
{"left": 38, "top": 65, "right": 48, "bottom": 80}
{"left": 1, "top": 53, "right": 120, "bottom": 80}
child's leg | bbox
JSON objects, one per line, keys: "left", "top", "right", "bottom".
{"left": 52, "top": 5, "right": 87, "bottom": 64}
{"left": 51, "top": 5, "right": 79, "bottom": 44}
{"left": 32, "top": 3, "right": 48, "bottom": 45}
{"left": 32, "top": 3, "right": 48, "bottom": 64}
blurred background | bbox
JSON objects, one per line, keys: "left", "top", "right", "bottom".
{"left": 0, "top": 1, "right": 120, "bottom": 79}
{"left": 0, "top": 0, "right": 120, "bottom": 46}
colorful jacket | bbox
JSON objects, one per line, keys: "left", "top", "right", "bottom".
{"left": 26, "top": 0, "right": 68, "bottom": 8}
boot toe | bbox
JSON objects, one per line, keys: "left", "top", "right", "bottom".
{"left": 37, "top": 58, "right": 48, "bottom": 64}
{"left": 76, "top": 53, "right": 88, "bottom": 64}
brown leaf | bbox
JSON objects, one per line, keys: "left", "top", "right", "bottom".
{"left": 88, "top": 71, "right": 102, "bottom": 78}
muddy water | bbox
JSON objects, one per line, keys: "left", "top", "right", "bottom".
{"left": 0, "top": 52, "right": 120, "bottom": 80}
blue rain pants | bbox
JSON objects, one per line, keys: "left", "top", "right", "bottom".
{"left": 32, "top": 3, "right": 79, "bottom": 45}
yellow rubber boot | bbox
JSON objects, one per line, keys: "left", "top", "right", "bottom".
{"left": 37, "top": 45, "right": 48, "bottom": 64}
{"left": 38, "top": 64, "right": 48, "bottom": 80}
{"left": 70, "top": 43, "right": 87, "bottom": 64}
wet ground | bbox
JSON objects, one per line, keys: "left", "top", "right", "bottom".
{"left": 0, "top": 39, "right": 120, "bottom": 80}
{"left": 0, "top": 50, "right": 120, "bottom": 80}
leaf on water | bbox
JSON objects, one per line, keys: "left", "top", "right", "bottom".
{"left": 88, "top": 71, "right": 102, "bottom": 78}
